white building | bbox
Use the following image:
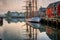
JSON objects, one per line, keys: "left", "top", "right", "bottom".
{"left": 39, "top": 7, "right": 46, "bottom": 17}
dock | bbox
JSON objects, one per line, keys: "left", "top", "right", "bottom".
{"left": 40, "top": 17, "right": 60, "bottom": 30}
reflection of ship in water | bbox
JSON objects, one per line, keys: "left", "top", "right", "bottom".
{"left": 5, "top": 17, "right": 25, "bottom": 23}
{"left": 27, "top": 22, "right": 46, "bottom": 32}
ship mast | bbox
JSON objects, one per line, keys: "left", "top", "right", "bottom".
{"left": 25, "top": 0, "right": 37, "bottom": 18}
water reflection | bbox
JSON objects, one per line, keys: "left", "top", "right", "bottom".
{"left": 28, "top": 23, "right": 46, "bottom": 32}
{"left": 0, "top": 18, "right": 51, "bottom": 40}
{"left": 46, "top": 26, "right": 59, "bottom": 40}
{"left": 3, "top": 19, "right": 27, "bottom": 40}
{"left": 5, "top": 18, "right": 25, "bottom": 23}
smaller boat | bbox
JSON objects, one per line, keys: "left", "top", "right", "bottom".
{"left": 26, "top": 17, "right": 41, "bottom": 23}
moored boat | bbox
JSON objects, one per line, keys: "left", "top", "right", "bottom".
{"left": 26, "top": 17, "right": 41, "bottom": 23}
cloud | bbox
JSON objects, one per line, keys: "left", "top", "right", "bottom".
{"left": 0, "top": 0, "right": 25, "bottom": 14}
{"left": 0, "top": 0, "right": 60, "bottom": 14}
{"left": 38, "top": 0, "right": 60, "bottom": 7}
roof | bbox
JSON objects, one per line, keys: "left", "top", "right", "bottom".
{"left": 39, "top": 7, "right": 46, "bottom": 12}
{"left": 47, "top": 1, "right": 60, "bottom": 8}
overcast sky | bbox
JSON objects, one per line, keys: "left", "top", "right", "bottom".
{"left": 0, "top": 0, "right": 60, "bottom": 14}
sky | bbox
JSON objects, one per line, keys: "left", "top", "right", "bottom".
{"left": 0, "top": 0, "right": 60, "bottom": 14}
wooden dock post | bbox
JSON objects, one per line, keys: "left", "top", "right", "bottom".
{"left": 0, "top": 17, "right": 3, "bottom": 26}
{"left": 26, "top": 23, "right": 29, "bottom": 32}
{"left": 35, "top": 29, "right": 37, "bottom": 40}
{"left": 29, "top": 26, "right": 32, "bottom": 40}
{"left": 33, "top": 28, "right": 34, "bottom": 40}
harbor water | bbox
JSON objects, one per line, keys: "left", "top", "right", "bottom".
{"left": 0, "top": 18, "right": 51, "bottom": 40}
